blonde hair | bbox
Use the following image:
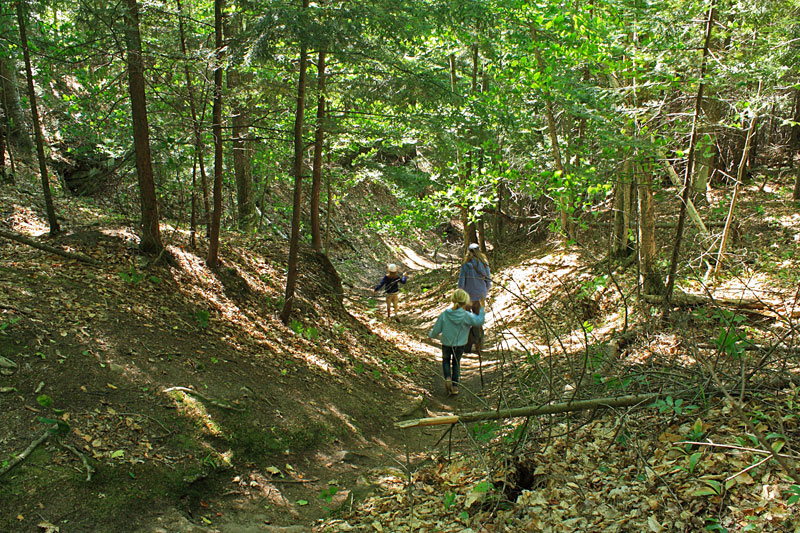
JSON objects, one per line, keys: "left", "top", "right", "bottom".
{"left": 463, "top": 247, "right": 489, "bottom": 267}
{"left": 451, "top": 289, "right": 471, "bottom": 309}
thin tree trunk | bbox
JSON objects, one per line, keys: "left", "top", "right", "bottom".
{"left": 533, "top": 46, "right": 572, "bottom": 239}
{"left": 324, "top": 146, "right": 332, "bottom": 256}
{"left": 0, "top": 55, "right": 32, "bottom": 151}
{"left": 280, "top": 0, "right": 310, "bottom": 324}
{"left": 226, "top": 13, "right": 254, "bottom": 233}
{"left": 124, "top": 0, "right": 163, "bottom": 253}
{"left": 789, "top": 89, "right": 800, "bottom": 168}
{"left": 714, "top": 114, "right": 758, "bottom": 276}
{"left": 665, "top": 3, "right": 715, "bottom": 299}
{"left": 637, "top": 163, "right": 664, "bottom": 295}
{"left": 17, "top": 2, "right": 59, "bottom": 235}
{"left": 612, "top": 155, "right": 632, "bottom": 257}
{"left": 176, "top": 0, "right": 210, "bottom": 235}
{"left": 206, "top": 0, "right": 224, "bottom": 267}
{"left": 310, "top": 49, "right": 327, "bottom": 252}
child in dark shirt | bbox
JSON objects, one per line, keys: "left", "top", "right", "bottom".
{"left": 374, "top": 264, "right": 407, "bottom": 319}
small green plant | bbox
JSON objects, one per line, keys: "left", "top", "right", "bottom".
{"left": 289, "top": 319, "right": 319, "bottom": 340}
{"left": 35, "top": 395, "right": 70, "bottom": 437}
{"left": 443, "top": 492, "right": 456, "bottom": 509}
{"left": 786, "top": 485, "right": 800, "bottom": 505}
{"left": 119, "top": 266, "right": 144, "bottom": 284}
{"left": 194, "top": 309, "right": 210, "bottom": 329}
{"left": 651, "top": 396, "right": 697, "bottom": 416}
{"left": 471, "top": 422, "right": 499, "bottom": 443}
{"left": 0, "top": 316, "right": 21, "bottom": 334}
{"left": 319, "top": 485, "right": 339, "bottom": 503}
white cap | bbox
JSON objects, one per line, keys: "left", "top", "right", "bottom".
{"left": 468, "top": 243, "right": 480, "bottom": 251}
{"left": 387, "top": 263, "right": 398, "bottom": 272}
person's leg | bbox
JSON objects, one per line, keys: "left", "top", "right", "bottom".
{"left": 442, "top": 345, "right": 453, "bottom": 394}
{"left": 386, "top": 293, "right": 398, "bottom": 317}
{"left": 391, "top": 292, "right": 400, "bottom": 317}
{"left": 451, "top": 345, "right": 464, "bottom": 394}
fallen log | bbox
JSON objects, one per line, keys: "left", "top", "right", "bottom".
{"left": 642, "top": 291, "right": 762, "bottom": 309}
{"left": 0, "top": 229, "right": 99, "bottom": 265}
{"left": 395, "top": 392, "right": 660, "bottom": 429}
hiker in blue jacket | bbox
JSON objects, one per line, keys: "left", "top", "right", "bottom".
{"left": 458, "top": 243, "right": 491, "bottom": 356}
{"left": 458, "top": 243, "right": 491, "bottom": 308}
{"left": 374, "top": 264, "right": 407, "bottom": 319}
{"left": 428, "top": 289, "right": 485, "bottom": 396}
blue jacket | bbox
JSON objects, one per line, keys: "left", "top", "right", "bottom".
{"left": 375, "top": 274, "right": 406, "bottom": 294}
{"left": 458, "top": 259, "right": 492, "bottom": 301}
{"left": 429, "top": 307, "right": 485, "bottom": 347}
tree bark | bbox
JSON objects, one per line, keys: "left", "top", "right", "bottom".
{"left": 637, "top": 164, "right": 664, "bottom": 295}
{"left": 0, "top": 54, "right": 32, "bottom": 151}
{"left": 226, "top": 12, "right": 255, "bottom": 233}
{"left": 395, "top": 393, "right": 661, "bottom": 429}
{"left": 124, "top": 0, "right": 162, "bottom": 254}
{"left": 665, "top": 3, "right": 715, "bottom": 299}
{"left": 176, "top": 0, "right": 210, "bottom": 236}
{"left": 310, "top": 48, "right": 327, "bottom": 252}
{"left": 206, "top": 0, "right": 224, "bottom": 267}
{"left": 279, "top": 0, "right": 310, "bottom": 324}
{"left": 17, "top": 2, "right": 59, "bottom": 235}
{"left": 612, "top": 155, "right": 633, "bottom": 257}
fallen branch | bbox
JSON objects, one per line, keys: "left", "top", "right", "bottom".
{"left": 62, "top": 442, "right": 94, "bottom": 481}
{"left": 164, "top": 386, "right": 245, "bottom": 411}
{"left": 395, "top": 393, "right": 660, "bottom": 429}
{"left": 642, "top": 291, "right": 763, "bottom": 309}
{"left": 0, "top": 430, "right": 49, "bottom": 478}
{"left": 0, "top": 229, "right": 99, "bottom": 265}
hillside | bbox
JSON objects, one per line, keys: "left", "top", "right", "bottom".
{"left": 2, "top": 165, "right": 800, "bottom": 532}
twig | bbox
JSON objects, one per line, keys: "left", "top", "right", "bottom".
{"left": 0, "top": 430, "right": 49, "bottom": 478}
{"left": 267, "top": 477, "right": 319, "bottom": 484}
{"left": 116, "top": 412, "right": 172, "bottom": 435}
{"left": 61, "top": 442, "right": 94, "bottom": 481}
{"left": 725, "top": 456, "right": 771, "bottom": 483}
{"left": 678, "top": 441, "right": 800, "bottom": 461}
{"left": 163, "top": 386, "right": 245, "bottom": 411}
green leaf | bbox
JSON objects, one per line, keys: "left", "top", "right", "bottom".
{"left": 37, "top": 395, "right": 54, "bottom": 408}
{"left": 111, "top": 450, "right": 125, "bottom": 459}
{"left": 296, "top": 499, "right": 309, "bottom": 506}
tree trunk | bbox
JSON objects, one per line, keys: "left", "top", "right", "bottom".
{"left": 612, "top": 155, "right": 633, "bottom": 257}
{"left": 533, "top": 46, "right": 572, "bottom": 239}
{"left": 123, "top": 0, "right": 163, "bottom": 253}
{"left": 637, "top": 164, "right": 664, "bottom": 295}
{"left": 17, "top": 2, "right": 59, "bottom": 235}
{"left": 279, "top": 0, "right": 310, "bottom": 325}
{"left": 665, "top": 3, "right": 715, "bottom": 299}
{"left": 206, "top": 0, "right": 224, "bottom": 267}
{"left": 0, "top": 55, "right": 32, "bottom": 151}
{"left": 310, "top": 48, "right": 327, "bottom": 252}
{"left": 176, "top": 0, "right": 210, "bottom": 236}
{"left": 226, "top": 12, "right": 254, "bottom": 233}
{"left": 789, "top": 89, "right": 800, "bottom": 167}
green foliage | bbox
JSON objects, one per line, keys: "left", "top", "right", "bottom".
{"left": 119, "top": 267, "right": 144, "bottom": 285}
{"left": 194, "top": 309, "right": 210, "bottom": 329}
{"left": 0, "top": 316, "right": 21, "bottom": 334}
{"left": 650, "top": 396, "right": 697, "bottom": 416}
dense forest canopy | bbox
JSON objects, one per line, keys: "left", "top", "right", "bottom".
{"left": 1, "top": 0, "right": 797, "bottom": 258}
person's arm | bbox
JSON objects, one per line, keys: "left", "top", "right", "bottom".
{"left": 374, "top": 276, "right": 387, "bottom": 291}
{"left": 467, "top": 307, "right": 485, "bottom": 327}
{"left": 428, "top": 315, "right": 443, "bottom": 339}
{"left": 400, "top": 273, "right": 407, "bottom": 284}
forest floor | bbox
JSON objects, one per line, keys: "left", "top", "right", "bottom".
{"left": 2, "top": 167, "right": 800, "bottom": 532}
